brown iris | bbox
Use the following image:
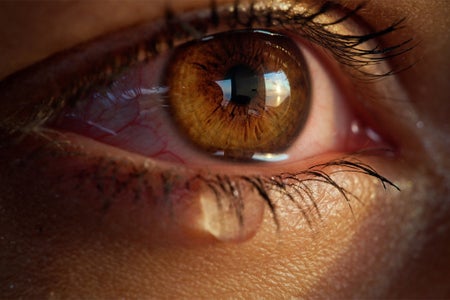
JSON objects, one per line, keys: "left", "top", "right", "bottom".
{"left": 165, "top": 30, "right": 310, "bottom": 160}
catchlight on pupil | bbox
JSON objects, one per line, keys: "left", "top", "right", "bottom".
{"left": 165, "top": 30, "right": 310, "bottom": 161}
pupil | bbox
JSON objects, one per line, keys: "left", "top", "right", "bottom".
{"left": 222, "top": 64, "right": 258, "bottom": 106}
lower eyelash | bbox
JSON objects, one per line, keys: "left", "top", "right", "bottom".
{"left": 7, "top": 133, "right": 399, "bottom": 228}
{"left": 192, "top": 155, "right": 399, "bottom": 228}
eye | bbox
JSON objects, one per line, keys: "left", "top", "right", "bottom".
{"left": 0, "top": 0, "right": 407, "bottom": 243}
{"left": 52, "top": 27, "right": 381, "bottom": 166}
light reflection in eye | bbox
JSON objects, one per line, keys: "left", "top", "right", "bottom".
{"left": 263, "top": 71, "right": 291, "bottom": 108}
{"left": 215, "top": 71, "right": 290, "bottom": 109}
{"left": 216, "top": 70, "right": 291, "bottom": 108}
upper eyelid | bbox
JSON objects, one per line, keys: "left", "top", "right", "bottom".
{"left": 0, "top": 0, "right": 412, "bottom": 138}
{"left": 0, "top": 0, "right": 407, "bottom": 86}
{"left": 0, "top": 0, "right": 411, "bottom": 82}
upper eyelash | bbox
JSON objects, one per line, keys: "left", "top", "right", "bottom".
{"left": 212, "top": 0, "right": 414, "bottom": 77}
{"left": 0, "top": 0, "right": 412, "bottom": 139}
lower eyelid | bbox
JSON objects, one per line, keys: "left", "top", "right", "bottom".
{"left": 0, "top": 105, "right": 400, "bottom": 246}
{"left": 0, "top": 124, "right": 399, "bottom": 246}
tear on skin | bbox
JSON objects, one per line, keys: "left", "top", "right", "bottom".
{"left": 198, "top": 184, "right": 266, "bottom": 243}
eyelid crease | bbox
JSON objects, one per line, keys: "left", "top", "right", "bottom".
{"left": 0, "top": 0, "right": 412, "bottom": 141}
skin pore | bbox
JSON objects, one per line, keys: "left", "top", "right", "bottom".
{"left": 0, "top": 0, "right": 449, "bottom": 298}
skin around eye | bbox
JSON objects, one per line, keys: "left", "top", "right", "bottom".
{"left": 36, "top": 21, "right": 393, "bottom": 243}
{"left": 0, "top": 0, "right": 403, "bottom": 244}
{"left": 0, "top": 0, "right": 401, "bottom": 246}
{"left": 0, "top": 0, "right": 408, "bottom": 252}
{"left": 0, "top": 0, "right": 449, "bottom": 299}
